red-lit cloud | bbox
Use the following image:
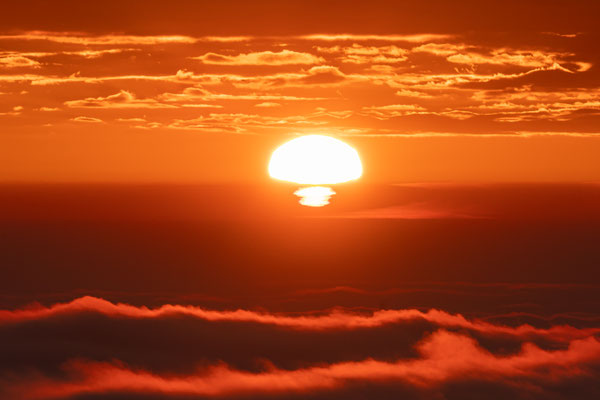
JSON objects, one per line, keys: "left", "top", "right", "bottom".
{"left": 70, "top": 116, "right": 103, "bottom": 123}
{"left": 6, "top": 330, "right": 599, "bottom": 399}
{"left": 192, "top": 50, "right": 324, "bottom": 65}
{"left": 0, "top": 29, "right": 597, "bottom": 138}
{"left": 64, "top": 90, "right": 177, "bottom": 109}
{"left": 0, "top": 32, "right": 198, "bottom": 45}
{"left": 1, "top": 296, "right": 598, "bottom": 342}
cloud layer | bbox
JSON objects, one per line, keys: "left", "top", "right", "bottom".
{"left": 2, "top": 296, "right": 598, "bottom": 341}
{"left": 1, "top": 296, "right": 599, "bottom": 400}
{"left": 0, "top": 29, "right": 598, "bottom": 136}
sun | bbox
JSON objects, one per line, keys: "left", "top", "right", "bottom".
{"left": 268, "top": 135, "right": 363, "bottom": 207}
{"left": 268, "top": 135, "right": 362, "bottom": 185}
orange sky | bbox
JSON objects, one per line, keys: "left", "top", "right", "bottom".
{"left": 3, "top": 4, "right": 600, "bottom": 399}
{"left": 1, "top": 1, "right": 599, "bottom": 183}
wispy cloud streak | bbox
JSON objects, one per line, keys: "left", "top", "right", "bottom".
{"left": 1, "top": 296, "right": 598, "bottom": 341}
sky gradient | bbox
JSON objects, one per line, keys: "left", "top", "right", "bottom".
{"left": 1, "top": 1, "right": 600, "bottom": 183}
{"left": 1, "top": 2, "right": 599, "bottom": 400}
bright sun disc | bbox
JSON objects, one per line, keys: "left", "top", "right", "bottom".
{"left": 268, "top": 135, "right": 362, "bottom": 184}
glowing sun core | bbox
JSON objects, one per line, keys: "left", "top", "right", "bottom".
{"left": 268, "top": 135, "right": 362, "bottom": 185}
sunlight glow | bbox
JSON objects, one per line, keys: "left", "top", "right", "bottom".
{"left": 294, "top": 186, "right": 336, "bottom": 207}
{"left": 268, "top": 135, "right": 362, "bottom": 184}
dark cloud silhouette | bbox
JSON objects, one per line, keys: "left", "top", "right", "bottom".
{"left": 1, "top": 325, "right": 598, "bottom": 400}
